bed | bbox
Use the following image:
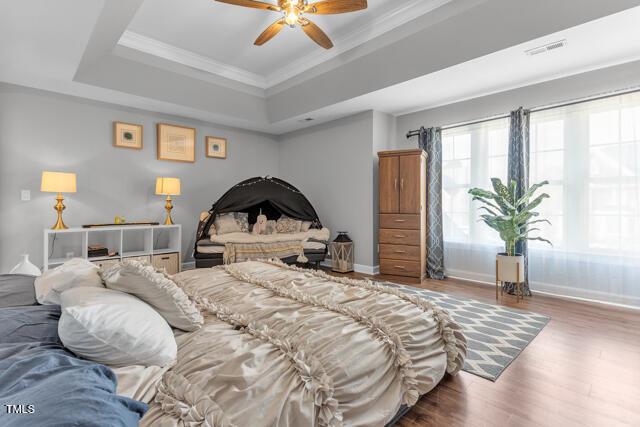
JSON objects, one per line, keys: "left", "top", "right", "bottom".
{"left": 194, "top": 177, "right": 329, "bottom": 269}
{"left": 0, "top": 275, "right": 147, "bottom": 427}
{"left": 1, "top": 260, "right": 466, "bottom": 426}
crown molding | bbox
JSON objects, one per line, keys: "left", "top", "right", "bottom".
{"left": 118, "top": 31, "right": 269, "bottom": 89}
{"left": 117, "top": 0, "right": 450, "bottom": 91}
{"left": 264, "top": 0, "right": 452, "bottom": 88}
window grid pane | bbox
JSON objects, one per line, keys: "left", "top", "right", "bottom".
{"left": 442, "top": 119, "right": 509, "bottom": 244}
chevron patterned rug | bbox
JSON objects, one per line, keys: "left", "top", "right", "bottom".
{"left": 385, "top": 282, "right": 550, "bottom": 381}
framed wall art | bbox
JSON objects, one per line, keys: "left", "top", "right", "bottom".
{"left": 113, "top": 122, "right": 143, "bottom": 149}
{"left": 157, "top": 123, "right": 196, "bottom": 163}
{"left": 206, "top": 136, "right": 227, "bottom": 159}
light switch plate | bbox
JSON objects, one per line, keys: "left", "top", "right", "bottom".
{"left": 21, "top": 190, "right": 30, "bottom": 201}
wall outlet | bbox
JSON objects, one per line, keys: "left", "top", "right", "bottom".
{"left": 21, "top": 190, "right": 30, "bottom": 201}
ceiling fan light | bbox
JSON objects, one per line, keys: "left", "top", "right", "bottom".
{"left": 284, "top": 6, "right": 299, "bottom": 26}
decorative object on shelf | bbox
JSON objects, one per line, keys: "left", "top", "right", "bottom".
{"left": 157, "top": 123, "right": 195, "bottom": 163}
{"left": 114, "top": 216, "right": 126, "bottom": 224}
{"left": 113, "top": 122, "right": 143, "bottom": 149}
{"left": 206, "top": 136, "right": 227, "bottom": 159}
{"left": 468, "top": 178, "right": 552, "bottom": 302}
{"left": 9, "top": 254, "right": 41, "bottom": 276}
{"left": 41, "top": 171, "right": 77, "bottom": 230}
{"left": 87, "top": 245, "right": 109, "bottom": 258}
{"left": 331, "top": 232, "right": 354, "bottom": 273}
{"left": 156, "top": 177, "right": 181, "bottom": 225}
{"left": 214, "top": 0, "right": 368, "bottom": 49}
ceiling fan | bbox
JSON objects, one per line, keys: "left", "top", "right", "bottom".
{"left": 215, "top": 0, "right": 368, "bottom": 49}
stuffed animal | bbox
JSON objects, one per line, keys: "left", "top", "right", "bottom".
{"left": 252, "top": 212, "right": 268, "bottom": 235}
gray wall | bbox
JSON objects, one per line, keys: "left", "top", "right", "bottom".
{"left": 0, "top": 84, "right": 279, "bottom": 272}
{"left": 278, "top": 111, "right": 376, "bottom": 268}
{"left": 395, "top": 60, "right": 640, "bottom": 146}
{"left": 372, "top": 112, "right": 396, "bottom": 265}
{"left": 277, "top": 111, "right": 395, "bottom": 270}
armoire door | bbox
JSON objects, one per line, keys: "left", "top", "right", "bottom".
{"left": 399, "top": 155, "right": 421, "bottom": 214}
{"left": 379, "top": 155, "right": 399, "bottom": 213}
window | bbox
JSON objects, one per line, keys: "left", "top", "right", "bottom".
{"left": 442, "top": 118, "right": 509, "bottom": 245}
{"left": 440, "top": 91, "right": 640, "bottom": 305}
{"left": 530, "top": 91, "right": 640, "bottom": 257}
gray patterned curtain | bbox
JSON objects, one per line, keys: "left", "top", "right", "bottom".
{"left": 506, "top": 108, "right": 532, "bottom": 296}
{"left": 418, "top": 127, "right": 446, "bottom": 280}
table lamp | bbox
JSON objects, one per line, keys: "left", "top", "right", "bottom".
{"left": 41, "top": 171, "right": 77, "bottom": 230}
{"left": 155, "top": 177, "right": 181, "bottom": 225}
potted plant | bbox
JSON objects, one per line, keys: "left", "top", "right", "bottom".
{"left": 468, "top": 178, "right": 552, "bottom": 290}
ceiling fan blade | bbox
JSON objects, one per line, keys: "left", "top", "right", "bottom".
{"left": 254, "top": 19, "right": 286, "bottom": 45}
{"left": 300, "top": 19, "right": 334, "bottom": 49}
{"left": 304, "top": 0, "right": 367, "bottom": 14}
{"left": 215, "top": 0, "right": 281, "bottom": 11}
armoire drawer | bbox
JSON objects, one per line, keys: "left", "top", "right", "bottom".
{"left": 379, "top": 244, "right": 421, "bottom": 261}
{"left": 380, "top": 259, "right": 421, "bottom": 277}
{"left": 152, "top": 252, "right": 180, "bottom": 275}
{"left": 379, "top": 214, "right": 420, "bottom": 230}
{"left": 379, "top": 229, "right": 420, "bottom": 246}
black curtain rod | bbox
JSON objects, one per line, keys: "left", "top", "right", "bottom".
{"left": 406, "top": 86, "right": 640, "bottom": 139}
{"left": 406, "top": 114, "right": 509, "bottom": 138}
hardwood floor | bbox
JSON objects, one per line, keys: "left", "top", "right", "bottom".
{"left": 332, "top": 271, "right": 640, "bottom": 427}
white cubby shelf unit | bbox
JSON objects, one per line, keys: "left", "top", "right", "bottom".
{"left": 43, "top": 224, "right": 181, "bottom": 271}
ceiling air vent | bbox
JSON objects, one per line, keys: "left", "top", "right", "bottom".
{"left": 525, "top": 39, "right": 567, "bottom": 56}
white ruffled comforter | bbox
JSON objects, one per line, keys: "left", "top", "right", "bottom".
{"left": 140, "top": 260, "right": 466, "bottom": 427}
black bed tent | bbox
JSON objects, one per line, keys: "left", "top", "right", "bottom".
{"left": 196, "top": 176, "right": 323, "bottom": 243}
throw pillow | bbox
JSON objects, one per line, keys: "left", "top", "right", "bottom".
{"left": 34, "top": 258, "right": 104, "bottom": 305}
{"left": 100, "top": 260, "right": 203, "bottom": 332}
{"left": 214, "top": 213, "right": 239, "bottom": 234}
{"left": 276, "top": 216, "right": 303, "bottom": 234}
{"left": 58, "top": 287, "right": 177, "bottom": 367}
{"left": 235, "top": 212, "right": 249, "bottom": 233}
{"left": 214, "top": 212, "right": 249, "bottom": 234}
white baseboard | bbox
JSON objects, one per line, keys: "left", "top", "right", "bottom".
{"left": 445, "top": 268, "right": 640, "bottom": 310}
{"left": 321, "top": 260, "right": 379, "bottom": 275}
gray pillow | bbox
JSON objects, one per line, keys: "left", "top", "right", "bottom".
{"left": 0, "top": 274, "right": 37, "bottom": 308}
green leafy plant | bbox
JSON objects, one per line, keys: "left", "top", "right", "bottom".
{"left": 468, "top": 178, "right": 552, "bottom": 256}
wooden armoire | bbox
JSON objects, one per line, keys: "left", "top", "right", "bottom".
{"left": 378, "top": 149, "right": 426, "bottom": 278}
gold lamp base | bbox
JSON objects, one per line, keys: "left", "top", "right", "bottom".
{"left": 164, "top": 195, "right": 174, "bottom": 225}
{"left": 51, "top": 193, "right": 68, "bottom": 230}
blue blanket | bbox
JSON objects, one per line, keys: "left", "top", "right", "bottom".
{"left": 0, "top": 303, "right": 148, "bottom": 426}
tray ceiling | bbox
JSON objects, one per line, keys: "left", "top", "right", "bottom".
{"left": 122, "top": 0, "right": 449, "bottom": 88}
{"left": 2, "top": 0, "right": 640, "bottom": 135}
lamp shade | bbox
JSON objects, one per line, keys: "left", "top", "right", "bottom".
{"left": 41, "top": 171, "right": 77, "bottom": 193}
{"left": 155, "top": 177, "right": 181, "bottom": 196}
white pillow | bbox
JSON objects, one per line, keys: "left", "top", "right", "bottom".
{"left": 34, "top": 258, "right": 103, "bottom": 305}
{"left": 101, "top": 260, "right": 203, "bottom": 332}
{"left": 58, "top": 287, "right": 177, "bottom": 367}
{"left": 214, "top": 212, "right": 249, "bottom": 234}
